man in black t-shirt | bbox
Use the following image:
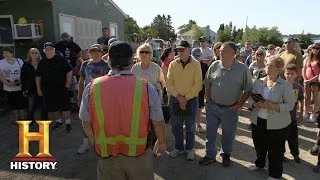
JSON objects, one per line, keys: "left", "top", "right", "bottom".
{"left": 36, "top": 42, "right": 73, "bottom": 133}
{"left": 55, "top": 33, "right": 81, "bottom": 68}
{"left": 97, "top": 28, "right": 111, "bottom": 53}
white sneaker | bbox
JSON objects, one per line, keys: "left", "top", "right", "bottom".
{"left": 308, "top": 114, "right": 317, "bottom": 123}
{"left": 248, "top": 165, "right": 259, "bottom": 171}
{"left": 169, "top": 149, "right": 184, "bottom": 158}
{"left": 266, "top": 177, "right": 279, "bottom": 180}
{"left": 186, "top": 150, "right": 195, "bottom": 161}
{"left": 77, "top": 143, "right": 91, "bottom": 154}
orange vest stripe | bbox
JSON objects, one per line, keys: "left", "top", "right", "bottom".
{"left": 91, "top": 76, "right": 147, "bottom": 157}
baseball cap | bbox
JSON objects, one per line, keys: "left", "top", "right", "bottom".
{"left": 199, "top": 36, "right": 206, "bottom": 41}
{"left": 108, "top": 41, "right": 133, "bottom": 68}
{"left": 89, "top": 44, "right": 103, "bottom": 52}
{"left": 61, "top": 32, "right": 70, "bottom": 40}
{"left": 43, "top": 42, "right": 54, "bottom": 49}
{"left": 108, "top": 37, "right": 117, "bottom": 46}
{"left": 191, "top": 48, "right": 202, "bottom": 58}
{"left": 176, "top": 40, "right": 190, "bottom": 49}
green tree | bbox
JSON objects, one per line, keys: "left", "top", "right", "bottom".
{"left": 191, "top": 24, "right": 205, "bottom": 40}
{"left": 216, "top": 23, "right": 233, "bottom": 42}
{"left": 299, "top": 32, "right": 314, "bottom": 49}
{"left": 140, "top": 25, "right": 156, "bottom": 41}
{"left": 124, "top": 16, "right": 140, "bottom": 42}
{"left": 150, "top": 14, "right": 176, "bottom": 40}
{"left": 178, "top": 20, "right": 197, "bottom": 34}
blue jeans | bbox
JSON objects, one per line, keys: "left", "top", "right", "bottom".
{"left": 169, "top": 97, "right": 198, "bottom": 151}
{"left": 205, "top": 102, "right": 238, "bottom": 159}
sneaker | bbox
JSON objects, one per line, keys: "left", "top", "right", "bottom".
{"left": 294, "top": 156, "right": 301, "bottom": 163}
{"left": 186, "top": 150, "right": 195, "bottom": 161}
{"left": 308, "top": 114, "right": 317, "bottom": 123}
{"left": 310, "top": 144, "right": 319, "bottom": 156}
{"left": 65, "top": 124, "right": 72, "bottom": 133}
{"left": 199, "top": 156, "right": 216, "bottom": 166}
{"left": 313, "top": 165, "right": 320, "bottom": 173}
{"left": 52, "top": 122, "right": 63, "bottom": 130}
{"left": 248, "top": 165, "right": 264, "bottom": 171}
{"left": 77, "top": 143, "right": 91, "bottom": 154}
{"left": 222, "top": 157, "right": 231, "bottom": 167}
{"left": 169, "top": 149, "right": 184, "bottom": 158}
{"left": 266, "top": 177, "right": 280, "bottom": 180}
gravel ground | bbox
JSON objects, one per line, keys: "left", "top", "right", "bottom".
{"left": 0, "top": 107, "right": 319, "bottom": 180}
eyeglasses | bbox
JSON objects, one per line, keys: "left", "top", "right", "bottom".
{"left": 140, "top": 51, "right": 151, "bottom": 54}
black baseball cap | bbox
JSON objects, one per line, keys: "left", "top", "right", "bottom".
{"left": 176, "top": 40, "right": 190, "bottom": 49}
{"left": 108, "top": 41, "right": 133, "bottom": 68}
{"left": 43, "top": 42, "right": 54, "bottom": 49}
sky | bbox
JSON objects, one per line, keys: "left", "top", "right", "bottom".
{"left": 113, "top": 0, "right": 318, "bottom": 35}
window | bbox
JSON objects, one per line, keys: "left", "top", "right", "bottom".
{"left": 109, "top": 23, "right": 118, "bottom": 38}
{"left": 0, "top": 15, "right": 14, "bottom": 46}
{"left": 59, "top": 14, "right": 102, "bottom": 49}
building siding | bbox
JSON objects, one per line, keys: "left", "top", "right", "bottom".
{"left": 51, "top": 0, "right": 126, "bottom": 42}
{"left": 0, "top": 0, "right": 54, "bottom": 59}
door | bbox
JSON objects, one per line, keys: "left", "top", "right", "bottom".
{"left": 109, "top": 22, "right": 118, "bottom": 38}
{"left": 59, "top": 14, "right": 76, "bottom": 41}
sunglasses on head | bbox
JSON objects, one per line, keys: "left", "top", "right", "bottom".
{"left": 140, "top": 51, "right": 150, "bottom": 54}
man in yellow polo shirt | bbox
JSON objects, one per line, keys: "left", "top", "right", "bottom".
{"left": 280, "top": 37, "right": 303, "bottom": 77}
{"left": 166, "top": 40, "right": 202, "bottom": 161}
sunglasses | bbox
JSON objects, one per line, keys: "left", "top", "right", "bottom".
{"left": 140, "top": 51, "right": 151, "bottom": 54}
{"left": 31, "top": 52, "right": 39, "bottom": 54}
{"left": 177, "top": 49, "right": 186, "bottom": 52}
{"left": 256, "top": 53, "right": 264, "bottom": 56}
{"left": 267, "top": 48, "right": 274, "bottom": 50}
{"left": 214, "top": 47, "right": 221, "bottom": 50}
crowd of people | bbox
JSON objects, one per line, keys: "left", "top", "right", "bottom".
{"left": 0, "top": 27, "right": 320, "bottom": 180}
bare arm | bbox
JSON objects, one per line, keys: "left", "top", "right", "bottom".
{"left": 205, "top": 85, "right": 211, "bottom": 102}
{"left": 36, "top": 76, "right": 42, "bottom": 96}
{"left": 78, "top": 76, "right": 85, "bottom": 104}
{"left": 0, "top": 71, "right": 10, "bottom": 86}
{"left": 152, "top": 120, "right": 166, "bottom": 144}
{"left": 65, "top": 71, "right": 72, "bottom": 88}
{"left": 238, "top": 91, "right": 251, "bottom": 107}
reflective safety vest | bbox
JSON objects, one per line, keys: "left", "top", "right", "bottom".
{"left": 89, "top": 75, "right": 149, "bottom": 157}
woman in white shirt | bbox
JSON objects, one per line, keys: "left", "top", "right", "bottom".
{"left": 132, "top": 43, "right": 165, "bottom": 103}
{"left": 0, "top": 47, "right": 25, "bottom": 123}
{"left": 250, "top": 56, "right": 295, "bottom": 180}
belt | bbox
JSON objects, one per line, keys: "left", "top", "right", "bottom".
{"left": 213, "top": 102, "right": 236, "bottom": 108}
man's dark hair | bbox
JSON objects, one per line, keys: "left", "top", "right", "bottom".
{"left": 223, "top": 41, "right": 237, "bottom": 53}
{"left": 2, "top": 46, "right": 14, "bottom": 54}
{"left": 108, "top": 41, "right": 133, "bottom": 69}
{"left": 285, "top": 63, "right": 298, "bottom": 73}
{"left": 102, "top": 28, "right": 109, "bottom": 31}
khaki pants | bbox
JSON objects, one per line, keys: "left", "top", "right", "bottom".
{"left": 97, "top": 149, "right": 154, "bottom": 180}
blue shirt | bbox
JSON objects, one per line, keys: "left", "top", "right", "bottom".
{"left": 79, "top": 70, "right": 164, "bottom": 122}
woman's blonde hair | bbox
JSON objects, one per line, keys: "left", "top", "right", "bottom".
{"left": 255, "top": 48, "right": 266, "bottom": 59}
{"left": 266, "top": 55, "right": 284, "bottom": 69}
{"left": 137, "top": 43, "right": 153, "bottom": 61}
{"left": 212, "top": 42, "right": 222, "bottom": 57}
{"left": 26, "top": 48, "right": 42, "bottom": 62}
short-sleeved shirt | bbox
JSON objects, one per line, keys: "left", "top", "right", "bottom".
{"left": 290, "top": 82, "right": 304, "bottom": 121}
{"left": 280, "top": 50, "right": 303, "bottom": 69}
{"left": 0, "top": 58, "right": 24, "bottom": 92}
{"left": 79, "top": 70, "right": 164, "bottom": 122}
{"left": 55, "top": 41, "right": 81, "bottom": 67}
{"left": 36, "top": 55, "right": 72, "bottom": 92}
{"left": 97, "top": 36, "right": 111, "bottom": 46}
{"left": 204, "top": 60, "right": 253, "bottom": 105}
{"left": 79, "top": 59, "right": 110, "bottom": 86}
